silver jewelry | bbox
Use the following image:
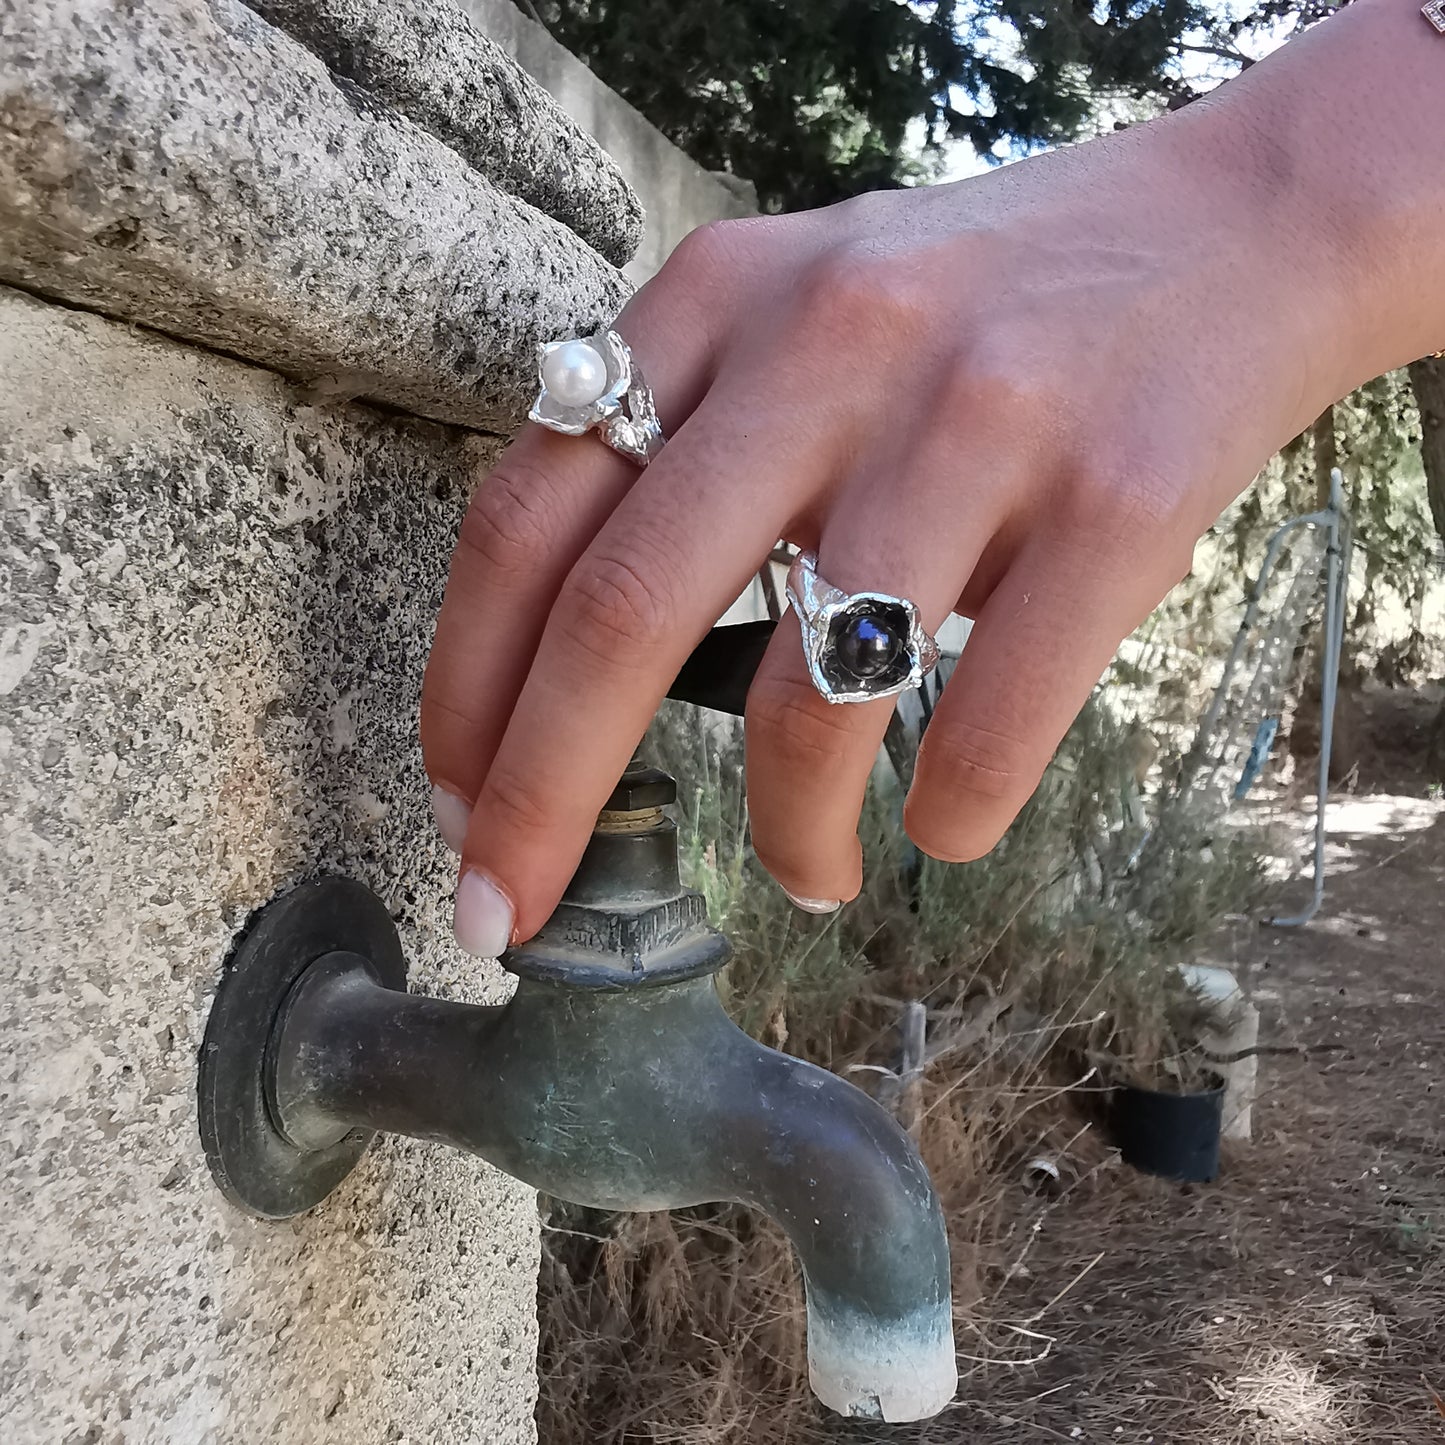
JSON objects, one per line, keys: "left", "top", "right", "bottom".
{"left": 785, "top": 551, "right": 940, "bottom": 705}
{"left": 529, "top": 328, "right": 664, "bottom": 465}
{"left": 1426, "top": 0, "right": 1445, "bottom": 32}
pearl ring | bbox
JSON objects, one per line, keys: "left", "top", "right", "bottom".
{"left": 786, "top": 552, "right": 940, "bottom": 705}
{"left": 529, "top": 328, "right": 664, "bottom": 465}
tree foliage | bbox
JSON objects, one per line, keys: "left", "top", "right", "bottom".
{"left": 536, "top": 0, "right": 1227, "bottom": 211}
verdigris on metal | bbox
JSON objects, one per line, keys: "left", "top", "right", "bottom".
{"left": 203, "top": 766, "right": 959, "bottom": 1422}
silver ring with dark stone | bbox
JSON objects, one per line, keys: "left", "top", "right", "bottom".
{"left": 785, "top": 551, "right": 941, "bottom": 705}
{"left": 528, "top": 328, "right": 664, "bottom": 465}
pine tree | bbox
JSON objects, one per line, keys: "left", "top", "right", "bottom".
{"left": 535, "top": 0, "right": 1220, "bottom": 211}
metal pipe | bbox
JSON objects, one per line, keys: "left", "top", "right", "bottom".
{"left": 268, "top": 956, "right": 956, "bottom": 1421}
{"left": 1270, "top": 468, "right": 1349, "bottom": 927}
{"left": 230, "top": 760, "right": 958, "bottom": 1422}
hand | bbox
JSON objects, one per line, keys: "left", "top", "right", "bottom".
{"left": 420, "top": 30, "right": 1422, "bottom": 956}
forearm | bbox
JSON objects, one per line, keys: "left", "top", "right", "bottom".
{"left": 1186, "top": 0, "right": 1445, "bottom": 392}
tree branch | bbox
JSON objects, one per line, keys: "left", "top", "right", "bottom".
{"left": 1178, "top": 41, "right": 1256, "bottom": 69}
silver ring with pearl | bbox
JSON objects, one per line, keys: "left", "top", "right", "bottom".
{"left": 785, "top": 551, "right": 940, "bottom": 705}
{"left": 529, "top": 328, "right": 664, "bottom": 466}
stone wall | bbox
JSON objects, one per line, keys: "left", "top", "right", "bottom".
{"left": 0, "top": 0, "right": 743, "bottom": 1440}
{"left": 0, "top": 0, "right": 632, "bottom": 433}
{"left": 461, "top": 0, "right": 758, "bottom": 282}
{"left": 0, "top": 288, "right": 539, "bottom": 1442}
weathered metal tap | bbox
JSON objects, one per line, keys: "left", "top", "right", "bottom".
{"left": 199, "top": 748, "right": 956, "bottom": 1421}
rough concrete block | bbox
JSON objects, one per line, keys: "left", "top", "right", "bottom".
{"left": 248, "top": 0, "right": 643, "bottom": 267}
{"left": 0, "top": 0, "right": 632, "bottom": 434}
{"left": 0, "top": 286, "right": 539, "bottom": 1443}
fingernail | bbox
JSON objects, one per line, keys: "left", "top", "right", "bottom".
{"left": 431, "top": 785, "right": 471, "bottom": 854}
{"left": 454, "top": 869, "right": 515, "bottom": 958}
{"left": 781, "top": 889, "right": 842, "bottom": 915}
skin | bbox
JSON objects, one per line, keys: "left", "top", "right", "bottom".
{"left": 423, "top": 0, "right": 1445, "bottom": 953}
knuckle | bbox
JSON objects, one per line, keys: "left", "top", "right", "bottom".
{"left": 747, "top": 672, "right": 860, "bottom": 767}
{"left": 1066, "top": 455, "right": 1196, "bottom": 572}
{"left": 664, "top": 217, "right": 756, "bottom": 282}
{"left": 459, "top": 464, "right": 557, "bottom": 577}
{"left": 918, "top": 718, "right": 1033, "bottom": 806}
{"left": 940, "top": 345, "right": 1050, "bottom": 423}
{"left": 481, "top": 765, "right": 554, "bottom": 840}
{"left": 798, "top": 244, "right": 927, "bottom": 340}
{"left": 557, "top": 551, "right": 674, "bottom": 666}
{"left": 1076, "top": 443, "right": 1182, "bottom": 521}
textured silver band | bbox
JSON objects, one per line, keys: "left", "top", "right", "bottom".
{"left": 786, "top": 551, "right": 940, "bottom": 705}
{"left": 529, "top": 328, "right": 665, "bottom": 465}
{"left": 1426, "top": 1, "right": 1445, "bottom": 33}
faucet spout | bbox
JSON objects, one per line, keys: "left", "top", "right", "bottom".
{"left": 269, "top": 964, "right": 956, "bottom": 1422}
{"left": 200, "top": 761, "right": 956, "bottom": 1421}
{"left": 714, "top": 1006, "right": 958, "bottom": 1421}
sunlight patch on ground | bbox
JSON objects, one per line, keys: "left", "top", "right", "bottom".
{"left": 1228, "top": 1347, "right": 1353, "bottom": 1441}
{"left": 1323, "top": 794, "right": 1441, "bottom": 840}
{"left": 1252, "top": 792, "right": 1442, "bottom": 889}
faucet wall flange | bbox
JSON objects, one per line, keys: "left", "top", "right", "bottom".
{"left": 196, "top": 876, "right": 408, "bottom": 1219}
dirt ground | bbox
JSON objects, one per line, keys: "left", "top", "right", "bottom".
{"left": 536, "top": 690, "right": 1444, "bottom": 1445}
{"left": 926, "top": 691, "right": 1445, "bottom": 1444}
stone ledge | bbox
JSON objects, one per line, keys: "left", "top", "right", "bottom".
{"left": 248, "top": 0, "right": 643, "bottom": 268}
{"left": 463, "top": 0, "right": 758, "bottom": 283}
{"left": 0, "top": 0, "right": 632, "bottom": 434}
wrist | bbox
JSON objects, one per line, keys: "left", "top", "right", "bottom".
{"left": 1186, "top": 0, "right": 1445, "bottom": 391}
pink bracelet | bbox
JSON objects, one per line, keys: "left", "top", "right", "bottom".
{"left": 1427, "top": 1, "right": 1445, "bottom": 33}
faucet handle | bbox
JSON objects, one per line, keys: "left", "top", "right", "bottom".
{"left": 665, "top": 620, "right": 775, "bottom": 717}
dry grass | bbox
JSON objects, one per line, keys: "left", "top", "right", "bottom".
{"left": 534, "top": 694, "right": 1288, "bottom": 1444}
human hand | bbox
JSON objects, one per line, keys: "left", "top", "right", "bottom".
{"left": 420, "top": 7, "right": 1440, "bottom": 955}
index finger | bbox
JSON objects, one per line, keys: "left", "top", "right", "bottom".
{"left": 451, "top": 389, "right": 842, "bottom": 954}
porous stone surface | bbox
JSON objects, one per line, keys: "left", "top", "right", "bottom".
{"left": 462, "top": 0, "right": 758, "bottom": 283}
{"left": 0, "top": 0, "right": 631, "bottom": 434}
{"left": 0, "top": 287, "right": 539, "bottom": 1444}
{"left": 248, "top": 0, "right": 643, "bottom": 267}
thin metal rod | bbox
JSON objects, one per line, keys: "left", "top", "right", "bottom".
{"left": 758, "top": 561, "right": 782, "bottom": 622}
{"left": 1271, "top": 468, "right": 1348, "bottom": 928}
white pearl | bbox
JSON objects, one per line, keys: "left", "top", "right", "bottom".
{"left": 541, "top": 340, "right": 609, "bottom": 408}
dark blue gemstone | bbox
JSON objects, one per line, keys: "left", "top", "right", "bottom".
{"left": 837, "top": 613, "right": 903, "bottom": 679}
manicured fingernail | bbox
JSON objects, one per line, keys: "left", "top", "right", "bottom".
{"left": 454, "top": 869, "right": 515, "bottom": 958}
{"left": 782, "top": 889, "right": 841, "bottom": 915}
{"left": 431, "top": 785, "right": 471, "bottom": 854}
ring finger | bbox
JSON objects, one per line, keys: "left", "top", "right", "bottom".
{"left": 745, "top": 439, "right": 1028, "bottom": 908}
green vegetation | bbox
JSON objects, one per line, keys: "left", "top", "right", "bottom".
{"left": 530, "top": 4, "right": 1445, "bottom": 1432}
{"left": 538, "top": 693, "right": 1271, "bottom": 1442}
